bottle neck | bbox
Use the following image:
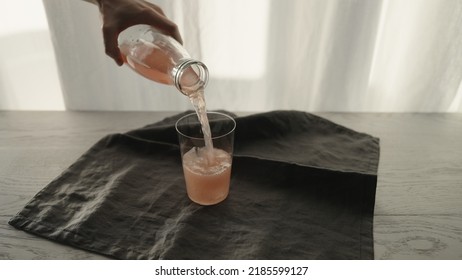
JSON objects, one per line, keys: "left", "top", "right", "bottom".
{"left": 173, "top": 59, "right": 209, "bottom": 96}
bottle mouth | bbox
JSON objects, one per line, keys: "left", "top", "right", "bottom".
{"left": 173, "top": 59, "right": 209, "bottom": 96}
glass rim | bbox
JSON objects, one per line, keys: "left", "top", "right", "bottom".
{"left": 175, "top": 111, "right": 236, "bottom": 140}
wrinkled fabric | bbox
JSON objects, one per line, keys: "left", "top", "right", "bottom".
{"left": 9, "top": 111, "right": 380, "bottom": 259}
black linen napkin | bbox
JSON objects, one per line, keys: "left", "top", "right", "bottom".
{"left": 9, "top": 111, "right": 380, "bottom": 259}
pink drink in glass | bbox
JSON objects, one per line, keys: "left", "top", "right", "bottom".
{"left": 176, "top": 112, "right": 235, "bottom": 206}
{"left": 182, "top": 147, "right": 232, "bottom": 205}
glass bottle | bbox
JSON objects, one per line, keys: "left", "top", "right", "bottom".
{"left": 118, "top": 24, "right": 208, "bottom": 96}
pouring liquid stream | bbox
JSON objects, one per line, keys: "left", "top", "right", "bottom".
{"left": 182, "top": 85, "right": 215, "bottom": 162}
{"left": 118, "top": 26, "right": 233, "bottom": 205}
{"left": 120, "top": 45, "right": 215, "bottom": 161}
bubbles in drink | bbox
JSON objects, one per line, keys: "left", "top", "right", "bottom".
{"left": 182, "top": 147, "right": 231, "bottom": 175}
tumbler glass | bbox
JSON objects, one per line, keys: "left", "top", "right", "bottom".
{"left": 175, "top": 112, "right": 236, "bottom": 205}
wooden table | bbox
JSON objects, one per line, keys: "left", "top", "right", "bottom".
{"left": 1, "top": 111, "right": 461, "bottom": 259}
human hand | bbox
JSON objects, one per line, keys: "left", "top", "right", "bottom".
{"left": 94, "top": 0, "right": 183, "bottom": 66}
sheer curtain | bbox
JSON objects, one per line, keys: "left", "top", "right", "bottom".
{"left": 0, "top": 0, "right": 63, "bottom": 110}
{"left": 41, "top": 0, "right": 462, "bottom": 112}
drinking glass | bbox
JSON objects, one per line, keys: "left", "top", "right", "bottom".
{"left": 175, "top": 112, "right": 236, "bottom": 205}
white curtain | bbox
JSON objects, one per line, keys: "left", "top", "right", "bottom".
{"left": 0, "top": 0, "right": 63, "bottom": 110}
{"left": 40, "top": 0, "right": 462, "bottom": 112}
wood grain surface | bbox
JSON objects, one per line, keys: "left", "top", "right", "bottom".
{"left": 1, "top": 111, "right": 461, "bottom": 259}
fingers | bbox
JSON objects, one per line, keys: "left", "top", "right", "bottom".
{"left": 160, "top": 19, "right": 183, "bottom": 45}
{"left": 142, "top": 4, "right": 183, "bottom": 44}
{"left": 102, "top": 24, "right": 124, "bottom": 66}
{"left": 150, "top": 4, "right": 166, "bottom": 16}
{"left": 99, "top": 0, "right": 183, "bottom": 66}
{"left": 167, "top": 22, "right": 183, "bottom": 45}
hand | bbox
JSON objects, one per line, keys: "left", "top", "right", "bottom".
{"left": 94, "top": 0, "right": 183, "bottom": 66}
